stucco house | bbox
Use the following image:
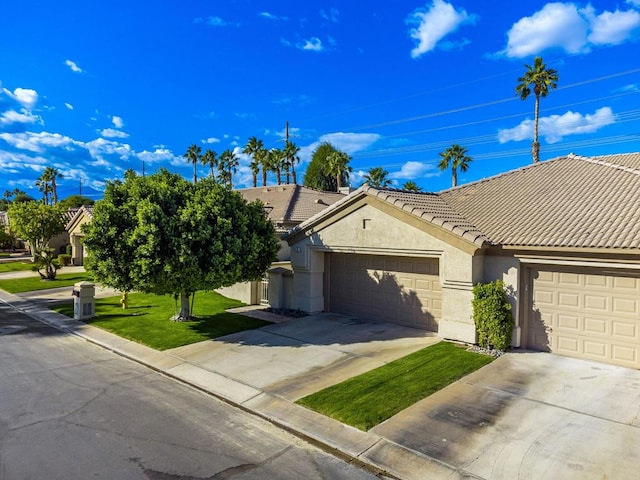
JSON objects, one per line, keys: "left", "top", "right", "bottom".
{"left": 66, "top": 205, "right": 94, "bottom": 265}
{"left": 284, "top": 153, "right": 640, "bottom": 369}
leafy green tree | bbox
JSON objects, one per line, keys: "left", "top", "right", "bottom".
{"left": 0, "top": 229, "right": 16, "bottom": 249}
{"left": 7, "top": 202, "right": 66, "bottom": 255}
{"left": 59, "top": 195, "right": 95, "bottom": 209}
{"left": 303, "top": 142, "right": 350, "bottom": 192}
{"left": 515, "top": 56, "right": 559, "bottom": 163}
{"left": 402, "top": 181, "right": 421, "bottom": 191}
{"left": 184, "top": 144, "right": 202, "bottom": 184}
{"left": 83, "top": 170, "right": 279, "bottom": 320}
{"left": 438, "top": 144, "right": 472, "bottom": 187}
{"left": 13, "top": 192, "right": 35, "bottom": 203}
{"left": 243, "top": 137, "right": 264, "bottom": 188}
{"left": 326, "top": 151, "right": 352, "bottom": 189}
{"left": 363, "top": 166, "right": 391, "bottom": 188}
{"left": 200, "top": 149, "right": 218, "bottom": 179}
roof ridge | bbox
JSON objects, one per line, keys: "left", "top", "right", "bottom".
{"left": 568, "top": 153, "right": 640, "bottom": 176}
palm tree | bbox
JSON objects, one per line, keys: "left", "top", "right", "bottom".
{"left": 438, "top": 144, "right": 472, "bottom": 187}
{"left": 257, "top": 146, "right": 269, "bottom": 186}
{"left": 283, "top": 141, "right": 301, "bottom": 184}
{"left": 363, "top": 166, "right": 391, "bottom": 188}
{"left": 200, "top": 149, "right": 218, "bottom": 179}
{"left": 42, "top": 167, "right": 63, "bottom": 205}
{"left": 269, "top": 148, "right": 284, "bottom": 185}
{"left": 402, "top": 181, "right": 421, "bottom": 191}
{"left": 326, "top": 151, "right": 351, "bottom": 189}
{"left": 184, "top": 144, "right": 202, "bottom": 184}
{"left": 35, "top": 173, "right": 51, "bottom": 205}
{"left": 515, "top": 56, "right": 559, "bottom": 163}
{"left": 218, "top": 149, "right": 238, "bottom": 188}
{"left": 243, "top": 137, "right": 264, "bottom": 188}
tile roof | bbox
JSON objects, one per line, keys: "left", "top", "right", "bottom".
{"left": 287, "top": 152, "right": 640, "bottom": 251}
{"left": 236, "top": 185, "right": 345, "bottom": 230}
{"left": 65, "top": 205, "right": 94, "bottom": 230}
{"left": 440, "top": 152, "right": 640, "bottom": 249}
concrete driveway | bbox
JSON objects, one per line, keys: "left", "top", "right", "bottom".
{"left": 371, "top": 351, "right": 640, "bottom": 479}
{"left": 167, "top": 312, "right": 440, "bottom": 400}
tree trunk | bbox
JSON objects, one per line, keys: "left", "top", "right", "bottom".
{"left": 172, "top": 292, "right": 192, "bottom": 321}
{"left": 120, "top": 291, "right": 129, "bottom": 309}
{"left": 292, "top": 167, "right": 297, "bottom": 185}
{"left": 452, "top": 167, "right": 457, "bottom": 187}
{"left": 253, "top": 174, "right": 257, "bottom": 188}
{"left": 262, "top": 169, "right": 267, "bottom": 186}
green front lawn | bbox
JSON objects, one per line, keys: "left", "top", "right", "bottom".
{"left": 0, "top": 272, "right": 92, "bottom": 293}
{"left": 52, "top": 291, "right": 270, "bottom": 350}
{"left": 0, "top": 261, "right": 35, "bottom": 273}
{"left": 296, "top": 341, "right": 494, "bottom": 431}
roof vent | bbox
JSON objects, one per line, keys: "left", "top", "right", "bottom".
{"left": 315, "top": 199, "right": 326, "bottom": 205}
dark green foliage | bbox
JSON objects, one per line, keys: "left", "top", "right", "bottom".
{"left": 82, "top": 169, "right": 279, "bottom": 319}
{"left": 303, "top": 142, "right": 350, "bottom": 192}
{"left": 0, "top": 229, "right": 16, "bottom": 249}
{"left": 58, "top": 195, "right": 95, "bottom": 209}
{"left": 58, "top": 253, "right": 72, "bottom": 266}
{"left": 472, "top": 280, "right": 514, "bottom": 351}
{"left": 7, "top": 202, "right": 66, "bottom": 254}
{"left": 32, "top": 248, "right": 60, "bottom": 280}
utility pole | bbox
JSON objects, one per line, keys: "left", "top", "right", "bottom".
{"left": 79, "top": 178, "right": 82, "bottom": 196}
{"left": 142, "top": 159, "right": 145, "bottom": 177}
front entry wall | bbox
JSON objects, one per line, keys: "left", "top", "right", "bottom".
{"left": 328, "top": 253, "right": 441, "bottom": 331}
{"left": 528, "top": 266, "right": 640, "bottom": 369}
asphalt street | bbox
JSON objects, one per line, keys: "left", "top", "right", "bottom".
{"left": 0, "top": 303, "right": 382, "bottom": 480}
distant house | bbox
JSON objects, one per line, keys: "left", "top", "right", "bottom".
{"left": 285, "top": 153, "right": 640, "bottom": 369}
{"left": 65, "top": 206, "right": 94, "bottom": 265}
{"left": 217, "top": 184, "right": 346, "bottom": 304}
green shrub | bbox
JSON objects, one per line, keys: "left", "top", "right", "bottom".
{"left": 472, "top": 280, "right": 514, "bottom": 352}
{"left": 58, "top": 253, "right": 72, "bottom": 266}
{"left": 65, "top": 244, "right": 72, "bottom": 255}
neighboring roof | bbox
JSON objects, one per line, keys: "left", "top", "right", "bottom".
{"left": 236, "top": 185, "right": 345, "bottom": 231}
{"left": 440, "top": 153, "right": 640, "bottom": 249}
{"left": 65, "top": 205, "right": 94, "bottom": 231}
{"left": 287, "top": 152, "right": 640, "bottom": 251}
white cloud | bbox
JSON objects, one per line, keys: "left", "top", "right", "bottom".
{"left": 137, "top": 148, "right": 179, "bottom": 165}
{"left": 406, "top": 0, "right": 477, "bottom": 58}
{"left": 320, "top": 8, "right": 339, "bottom": 23}
{"left": 111, "top": 115, "right": 124, "bottom": 128}
{"left": 586, "top": 7, "right": 640, "bottom": 45}
{"left": 498, "top": 107, "right": 615, "bottom": 144}
{"left": 298, "top": 132, "right": 381, "bottom": 166}
{"left": 85, "top": 137, "right": 132, "bottom": 161}
{"left": 2, "top": 87, "right": 38, "bottom": 109}
{"left": 202, "top": 137, "right": 220, "bottom": 144}
{"left": 65, "top": 103, "right": 74, "bottom": 110}
{"left": 100, "top": 128, "right": 129, "bottom": 139}
{"left": 0, "top": 131, "right": 76, "bottom": 152}
{"left": 260, "top": 12, "right": 288, "bottom": 21}
{"left": 0, "top": 109, "right": 41, "bottom": 127}
{"left": 502, "top": 2, "right": 640, "bottom": 58}
{"left": 298, "top": 37, "right": 324, "bottom": 51}
{"left": 65, "top": 59, "right": 83, "bottom": 73}
{"left": 389, "top": 161, "right": 438, "bottom": 179}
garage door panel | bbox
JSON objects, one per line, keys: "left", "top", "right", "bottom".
{"left": 529, "top": 266, "right": 640, "bottom": 369}
{"left": 329, "top": 253, "right": 440, "bottom": 331}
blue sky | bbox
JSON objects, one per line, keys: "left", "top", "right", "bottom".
{"left": 1, "top": 0, "right": 639, "bottom": 200}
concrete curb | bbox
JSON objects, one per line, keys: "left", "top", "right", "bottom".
{"left": 1, "top": 291, "right": 466, "bottom": 480}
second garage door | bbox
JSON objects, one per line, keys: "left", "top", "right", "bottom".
{"left": 327, "top": 253, "right": 441, "bottom": 331}
{"left": 527, "top": 266, "right": 640, "bottom": 368}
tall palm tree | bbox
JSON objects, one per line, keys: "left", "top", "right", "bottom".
{"left": 268, "top": 148, "right": 284, "bottom": 185}
{"left": 42, "top": 167, "right": 63, "bottom": 204}
{"left": 438, "top": 144, "right": 472, "bottom": 187}
{"left": 402, "top": 181, "right": 421, "bottom": 191}
{"left": 283, "top": 140, "right": 301, "bottom": 184}
{"left": 363, "top": 166, "right": 391, "bottom": 188}
{"left": 35, "top": 174, "right": 51, "bottom": 204}
{"left": 184, "top": 144, "right": 202, "bottom": 184}
{"left": 200, "top": 149, "right": 218, "bottom": 179}
{"left": 218, "top": 149, "right": 238, "bottom": 188}
{"left": 326, "top": 151, "right": 351, "bottom": 189}
{"left": 515, "top": 56, "right": 559, "bottom": 163}
{"left": 243, "top": 137, "right": 264, "bottom": 188}
{"left": 257, "top": 146, "right": 269, "bottom": 186}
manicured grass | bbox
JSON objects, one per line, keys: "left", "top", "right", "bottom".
{"left": 0, "top": 272, "right": 92, "bottom": 293}
{"left": 296, "top": 341, "right": 494, "bottom": 431}
{"left": 52, "top": 291, "right": 270, "bottom": 350}
{"left": 0, "top": 261, "right": 35, "bottom": 273}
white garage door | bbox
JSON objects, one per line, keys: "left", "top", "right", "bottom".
{"left": 528, "top": 267, "right": 640, "bottom": 368}
{"left": 327, "top": 253, "right": 441, "bottom": 331}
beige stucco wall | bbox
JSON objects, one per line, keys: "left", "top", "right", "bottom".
{"left": 288, "top": 203, "right": 481, "bottom": 343}
{"left": 216, "top": 281, "right": 259, "bottom": 305}
{"left": 68, "top": 213, "right": 93, "bottom": 265}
